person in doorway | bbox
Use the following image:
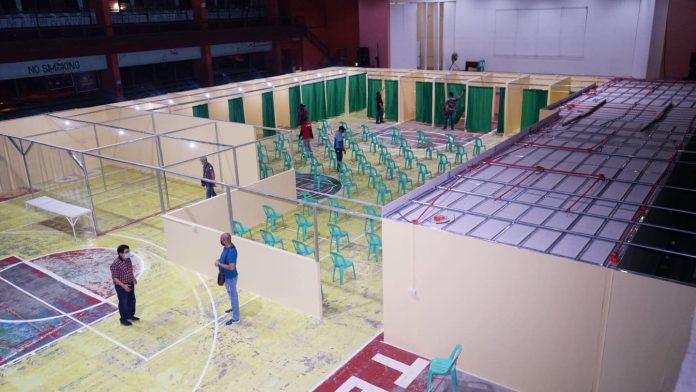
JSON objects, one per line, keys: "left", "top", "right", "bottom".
{"left": 334, "top": 125, "right": 346, "bottom": 172}
{"left": 111, "top": 244, "right": 138, "bottom": 326}
{"left": 200, "top": 156, "right": 216, "bottom": 199}
{"left": 299, "top": 120, "right": 314, "bottom": 153}
{"left": 375, "top": 91, "right": 384, "bottom": 124}
{"left": 297, "top": 103, "right": 308, "bottom": 125}
{"left": 443, "top": 90, "right": 465, "bottom": 130}
{"left": 214, "top": 232, "right": 239, "bottom": 325}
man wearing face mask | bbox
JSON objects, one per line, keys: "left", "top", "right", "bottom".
{"left": 214, "top": 233, "right": 239, "bottom": 325}
{"left": 111, "top": 244, "right": 139, "bottom": 326}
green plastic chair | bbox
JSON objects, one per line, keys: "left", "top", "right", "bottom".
{"left": 397, "top": 170, "right": 414, "bottom": 193}
{"left": 330, "top": 252, "right": 356, "bottom": 286}
{"left": 437, "top": 153, "right": 451, "bottom": 174}
{"left": 328, "top": 150, "right": 337, "bottom": 169}
{"left": 398, "top": 137, "right": 410, "bottom": 156}
{"left": 426, "top": 344, "right": 463, "bottom": 392}
{"left": 257, "top": 143, "right": 270, "bottom": 163}
{"left": 338, "top": 162, "right": 353, "bottom": 179}
{"left": 473, "top": 137, "right": 486, "bottom": 156}
{"left": 262, "top": 204, "right": 285, "bottom": 231}
{"left": 273, "top": 137, "right": 286, "bottom": 159}
{"left": 260, "top": 229, "right": 285, "bottom": 249}
{"left": 310, "top": 156, "right": 324, "bottom": 173}
{"left": 259, "top": 162, "right": 274, "bottom": 179}
{"left": 361, "top": 124, "right": 371, "bottom": 142}
{"left": 417, "top": 162, "right": 432, "bottom": 184}
{"left": 390, "top": 127, "right": 400, "bottom": 145}
{"left": 375, "top": 181, "right": 393, "bottom": 205}
{"left": 323, "top": 141, "right": 333, "bottom": 157}
{"left": 321, "top": 119, "right": 330, "bottom": 130}
{"left": 292, "top": 239, "right": 315, "bottom": 256}
{"left": 403, "top": 149, "right": 416, "bottom": 169}
{"left": 294, "top": 213, "right": 313, "bottom": 241}
{"left": 356, "top": 153, "right": 369, "bottom": 175}
{"left": 328, "top": 198, "right": 346, "bottom": 223}
{"left": 233, "top": 220, "right": 253, "bottom": 239}
{"left": 301, "top": 149, "right": 314, "bottom": 165}
{"left": 384, "top": 158, "right": 397, "bottom": 180}
{"left": 416, "top": 130, "right": 427, "bottom": 146}
{"left": 454, "top": 144, "right": 468, "bottom": 164}
{"left": 341, "top": 173, "right": 358, "bottom": 199}
{"left": 445, "top": 134, "right": 455, "bottom": 152}
{"left": 350, "top": 143, "right": 363, "bottom": 161}
{"left": 362, "top": 205, "right": 379, "bottom": 234}
{"left": 299, "top": 191, "right": 316, "bottom": 216}
{"left": 367, "top": 166, "right": 383, "bottom": 189}
{"left": 366, "top": 232, "right": 382, "bottom": 262}
{"left": 425, "top": 145, "right": 437, "bottom": 160}
{"left": 369, "top": 134, "right": 380, "bottom": 153}
{"left": 282, "top": 151, "right": 292, "bottom": 170}
{"left": 327, "top": 223, "right": 350, "bottom": 252}
{"left": 378, "top": 145, "right": 390, "bottom": 165}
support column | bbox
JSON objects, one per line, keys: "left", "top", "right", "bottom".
{"left": 93, "top": 0, "right": 123, "bottom": 100}
{"left": 192, "top": 0, "right": 213, "bottom": 87}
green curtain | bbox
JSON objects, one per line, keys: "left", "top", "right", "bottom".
{"left": 326, "top": 77, "right": 346, "bottom": 117}
{"left": 447, "top": 83, "right": 466, "bottom": 123}
{"left": 228, "top": 98, "right": 245, "bottom": 123}
{"left": 465, "top": 86, "right": 493, "bottom": 132}
{"left": 415, "top": 81, "right": 433, "bottom": 124}
{"left": 520, "top": 89, "right": 549, "bottom": 130}
{"left": 301, "top": 81, "right": 327, "bottom": 122}
{"left": 349, "top": 73, "right": 367, "bottom": 112}
{"left": 192, "top": 104, "right": 209, "bottom": 119}
{"left": 497, "top": 87, "right": 505, "bottom": 134}
{"left": 288, "top": 86, "right": 301, "bottom": 128}
{"left": 434, "top": 82, "right": 445, "bottom": 125}
{"left": 262, "top": 91, "right": 276, "bottom": 136}
{"left": 367, "top": 79, "right": 382, "bottom": 118}
{"left": 384, "top": 80, "right": 398, "bottom": 121}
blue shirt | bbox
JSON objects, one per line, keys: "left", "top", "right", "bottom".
{"left": 219, "top": 246, "right": 238, "bottom": 279}
{"left": 334, "top": 132, "right": 344, "bottom": 149}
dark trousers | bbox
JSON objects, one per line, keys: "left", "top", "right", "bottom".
{"left": 335, "top": 148, "right": 344, "bottom": 171}
{"left": 206, "top": 185, "right": 216, "bottom": 199}
{"left": 376, "top": 108, "right": 384, "bottom": 124}
{"left": 115, "top": 284, "right": 136, "bottom": 321}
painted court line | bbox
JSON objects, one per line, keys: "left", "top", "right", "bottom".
{"left": 309, "top": 329, "right": 385, "bottom": 391}
{"left": 146, "top": 294, "right": 259, "bottom": 362}
{"left": 107, "top": 233, "right": 167, "bottom": 252}
{"left": 0, "top": 301, "right": 114, "bottom": 324}
{"left": 0, "top": 308, "right": 120, "bottom": 369}
{"left": 192, "top": 272, "right": 219, "bottom": 392}
{"left": 0, "top": 275, "right": 149, "bottom": 361}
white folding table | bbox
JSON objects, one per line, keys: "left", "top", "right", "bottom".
{"left": 26, "top": 196, "right": 93, "bottom": 239}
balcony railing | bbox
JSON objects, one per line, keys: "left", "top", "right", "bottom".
{"left": 0, "top": 12, "right": 96, "bottom": 28}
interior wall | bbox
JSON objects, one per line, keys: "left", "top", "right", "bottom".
{"left": 162, "top": 199, "right": 322, "bottom": 318}
{"left": 598, "top": 271, "right": 696, "bottom": 392}
{"left": 216, "top": 122, "right": 259, "bottom": 186}
{"left": 274, "top": 88, "right": 291, "bottom": 128}
{"left": 399, "top": 77, "right": 416, "bottom": 122}
{"left": 663, "top": 0, "right": 696, "bottom": 79}
{"left": 359, "top": 0, "right": 390, "bottom": 68}
{"left": 390, "top": 0, "right": 661, "bottom": 77}
{"left": 504, "top": 76, "right": 527, "bottom": 136}
{"left": 208, "top": 99, "right": 230, "bottom": 122}
{"left": 0, "top": 136, "right": 28, "bottom": 193}
{"left": 383, "top": 220, "right": 607, "bottom": 392}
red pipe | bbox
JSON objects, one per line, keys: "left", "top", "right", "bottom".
{"left": 565, "top": 177, "right": 602, "bottom": 213}
{"left": 515, "top": 141, "right": 594, "bottom": 153}
{"left": 483, "top": 159, "right": 606, "bottom": 180}
{"left": 495, "top": 167, "right": 540, "bottom": 201}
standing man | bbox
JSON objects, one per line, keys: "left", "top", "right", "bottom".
{"left": 200, "top": 156, "right": 216, "bottom": 199}
{"left": 111, "top": 244, "right": 138, "bottom": 326}
{"left": 299, "top": 120, "right": 314, "bottom": 153}
{"left": 214, "top": 232, "right": 239, "bottom": 325}
{"left": 297, "top": 103, "right": 308, "bottom": 125}
{"left": 334, "top": 125, "right": 346, "bottom": 172}
{"left": 375, "top": 91, "right": 384, "bottom": 124}
{"left": 443, "top": 90, "right": 465, "bottom": 130}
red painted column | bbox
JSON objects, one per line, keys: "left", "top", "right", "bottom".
{"left": 93, "top": 0, "right": 123, "bottom": 99}
{"left": 192, "top": 0, "right": 213, "bottom": 86}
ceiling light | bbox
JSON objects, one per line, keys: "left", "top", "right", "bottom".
{"left": 189, "top": 142, "right": 196, "bottom": 149}
{"left": 316, "top": 73, "right": 322, "bottom": 77}
{"left": 205, "top": 93, "right": 211, "bottom": 98}
{"left": 293, "top": 77, "right": 298, "bottom": 82}
{"left": 266, "top": 82, "right": 272, "bottom": 87}
{"left": 64, "top": 120, "right": 71, "bottom": 126}
{"left": 168, "top": 99, "right": 174, "bottom": 105}
{"left": 237, "top": 87, "right": 243, "bottom": 92}
{"left": 135, "top": 105, "right": 140, "bottom": 110}
{"left": 118, "top": 129, "right": 125, "bottom": 135}
{"left": 338, "top": 70, "right": 344, "bottom": 74}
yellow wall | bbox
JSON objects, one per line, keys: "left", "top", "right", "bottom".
{"left": 504, "top": 76, "right": 529, "bottom": 136}
{"left": 208, "top": 99, "right": 229, "bottom": 122}
{"left": 274, "top": 88, "right": 290, "bottom": 128}
{"left": 549, "top": 77, "right": 571, "bottom": 106}
{"left": 382, "top": 219, "right": 696, "bottom": 392}
{"left": 399, "top": 77, "right": 415, "bottom": 122}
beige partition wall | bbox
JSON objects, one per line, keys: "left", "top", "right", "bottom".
{"left": 504, "top": 76, "right": 529, "bottom": 136}
{"left": 243, "top": 93, "right": 263, "bottom": 127}
{"left": 383, "top": 219, "right": 607, "bottom": 392}
{"left": 208, "top": 99, "right": 230, "bottom": 122}
{"left": 383, "top": 218, "right": 696, "bottom": 392}
{"left": 597, "top": 271, "right": 696, "bottom": 392}
{"left": 399, "top": 76, "right": 416, "bottom": 123}
{"left": 274, "top": 88, "right": 291, "bottom": 128}
{"left": 549, "top": 77, "right": 572, "bottom": 105}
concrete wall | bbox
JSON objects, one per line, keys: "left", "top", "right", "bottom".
{"left": 382, "top": 218, "right": 696, "bottom": 392}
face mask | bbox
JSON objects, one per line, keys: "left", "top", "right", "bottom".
{"left": 122, "top": 252, "right": 131, "bottom": 259}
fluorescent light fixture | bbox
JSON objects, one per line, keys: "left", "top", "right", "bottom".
{"left": 266, "top": 82, "right": 272, "bottom": 87}
{"left": 338, "top": 70, "right": 344, "bottom": 74}
{"left": 189, "top": 142, "right": 196, "bottom": 149}
{"left": 316, "top": 73, "right": 322, "bottom": 77}
{"left": 205, "top": 93, "right": 211, "bottom": 98}
{"left": 293, "top": 77, "right": 299, "bottom": 82}
{"left": 168, "top": 99, "right": 174, "bottom": 105}
{"left": 118, "top": 129, "right": 125, "bottom": 135}
{"left": 237, "top": 87, "right": 243, "bottom": 92}
{"left": 135, "top": 105, "right": 140, "bottom": 110}
{"left": 64, "top": 120, "right": 71, "bottom": 126}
